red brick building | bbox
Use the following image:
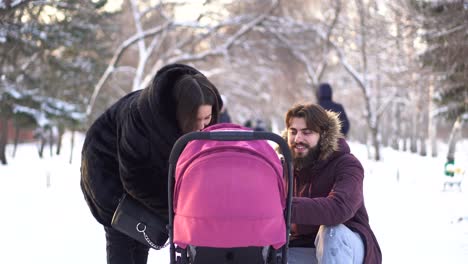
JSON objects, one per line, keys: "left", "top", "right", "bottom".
{"left": 0, "top": 119, "right": 35, "bottom": 143}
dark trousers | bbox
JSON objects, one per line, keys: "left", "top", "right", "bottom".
{"left": 104, "top": 226, "right": 150, "bottom": 264}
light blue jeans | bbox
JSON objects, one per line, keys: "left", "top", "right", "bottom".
{"left": 288, "top": 224, "right": 364, "bottom": 264}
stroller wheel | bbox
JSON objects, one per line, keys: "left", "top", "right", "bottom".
{"left": 266, "top": 247, "right": 280, "bottom": 264}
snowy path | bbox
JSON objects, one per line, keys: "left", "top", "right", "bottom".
{"left": 0, "top": 137, "right": 467, "bottom": 263}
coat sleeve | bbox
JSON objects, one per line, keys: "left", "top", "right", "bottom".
{"left": 291, "top": 155, "right": 364, "bottom": 226}
{"left": 117, "top": 114, "right": 169, "bottom": 217}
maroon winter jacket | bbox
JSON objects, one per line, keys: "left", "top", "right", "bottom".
{"left": 289, "top": 138, "right": 382, "bottom": 264}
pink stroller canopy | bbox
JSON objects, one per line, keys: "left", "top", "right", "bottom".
{"left": 173, "top": 123, "right": 286, "bottom": 249}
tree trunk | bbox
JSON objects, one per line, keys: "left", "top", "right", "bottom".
{"left": 38, "top": 132, "right": 45, "bottom": 159}
{"left": 12, "top": 125, "right": 20, "bottom": 158}
{"left": 365, "top": 128, "right": 372, "bottom": 159}
{"left": 402, "top": 117, "right": 408, "bottom": 152}
{"left": 410, "top": 111, "right": 418, "bottom": 153}
{"left": 419, "top": 111, "right": 427, "bottom": 157}
{"left": 48, "top": 128, "right": 54, "bottom": 157}
{"left": 391, "top": 102, "right": 401, "bottom": 150}
{"left": 371, "top": 126, "right": 381, "bottom": 161}
{"left": 56, "top": 125, "right": 64, "bottom": 155}
{"left": 447, "top": 116, "right": 462, "bottom": 160}
{"left": 0, "top": 117, "right": 8, "bottom": 165}
{"left": 391, "top": 8, "right": 403, "bottom": 151}
{"left": 419, "top": 136, "right": 427, "bottom": 156}
{"left": 410, "top": 136, "right": 417, "bottom": 153}
{"left": 69, "top": 130, "right": 75, "bottom": 164}
{"left": 430, "top": 119, "right": 438, "bottom": 157}
{"left": 381, "top": 112, "right": 389, "bottom": 148}
{"left": 428, "top": 78, "right": 437, "bottom": 157}
{"left": 419, "top": 78, "right": 430, "bottom": 157}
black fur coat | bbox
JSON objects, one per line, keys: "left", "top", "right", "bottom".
{"left": 80, "top": 64, "right": 222, "bottom": 226}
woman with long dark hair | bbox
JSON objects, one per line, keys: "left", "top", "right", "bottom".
{"left": 80, "top": 64, "right": 222, "bottom": 264}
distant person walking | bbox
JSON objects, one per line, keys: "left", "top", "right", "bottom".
{"left": 219, "top": 95, "right": 232, "bottom": 123}
{"left": 317, "top": 83, "right": 350, "bottom": 137}
{"left": 243, "top": 119, "right": 253, "bottom": 128}
{"left": 254, "top": 119, "right": 267, "bottom": 131}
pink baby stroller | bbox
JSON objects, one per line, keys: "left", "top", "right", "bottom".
{"left": 167, "top": 123, "right": 293, "bottom": 264}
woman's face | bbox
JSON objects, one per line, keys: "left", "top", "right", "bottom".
{"left": 193, "top": 104, "right": 213, "bottom": 131}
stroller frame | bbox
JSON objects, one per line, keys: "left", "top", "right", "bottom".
{"left": 167, "top": 130, "right": 293, "bottom": 264}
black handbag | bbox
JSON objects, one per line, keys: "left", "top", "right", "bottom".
{"left": 111, "top": 194, "right": 169, "bottom": 249}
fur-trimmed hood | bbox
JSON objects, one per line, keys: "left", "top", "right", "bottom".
{"left": 280, "top": 109, "right": 344, "bottom": 162}
{"left": 137, "top": 63, "right": 223, "bottom": 136}
{"left": 316, "top": 110, "right": 343, "bottom": 161}
{"left": 132, "top": 63, "right": 223, "bottom": 156}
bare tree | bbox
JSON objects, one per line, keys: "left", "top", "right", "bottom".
{"left": 324, "top": 0, "right": 395, "bottom": 160}
{"left": 86, "top": 0, "right": 281, "bottom": 117}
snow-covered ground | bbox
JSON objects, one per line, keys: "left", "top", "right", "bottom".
{"left": 0, "top": 133, "right": 467, "bottom": 264}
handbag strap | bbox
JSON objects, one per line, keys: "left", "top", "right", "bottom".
{"left": 136, "top": 222, "right": 169, "bottom": 250}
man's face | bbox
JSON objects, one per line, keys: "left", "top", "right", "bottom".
{"left": 287, "top": 117, "right": 320, "bottom": 158}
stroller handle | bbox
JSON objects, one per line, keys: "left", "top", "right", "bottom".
{"left": 169, "top": 131, "right": 291, "bottom": 164}
{"left": 168, "top": 130, "right": 293, "bottom": 264}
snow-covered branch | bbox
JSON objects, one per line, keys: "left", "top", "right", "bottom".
{"left": 139, "top": 0, "right": 280, "bottom": 90}
{"left": 376, "top": 90, "right": 398, "bottom": 118}
{"left": 177, "top": 0, "right": 279, "bottom": 60}
{"left": 330, "top": 41, "right": 366, "bottom": 90}
{"left": 86, "top": 22, "right": 171, "bottom": 116}
{"left": 20, "top": 52, "right": 39, "bottom": 71}
{"left": 222, "top": 0, "right": 279, "bottom": 51}
{"left": 130, "top": 0, "right": 147, "bottom": 91}
{"left": 426, "top": 23, "right": 466, "bottom": 40}
{"left": 0, "top": 0, "right": 29, "bottom": 11}
{"left": 271, "top": 31, "right": 319, "bottom": 85}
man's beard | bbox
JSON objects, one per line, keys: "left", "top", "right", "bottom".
{"left": 291, "top": 143, "right": 320, "bottom": 170}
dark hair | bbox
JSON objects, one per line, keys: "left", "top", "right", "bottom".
{"left": 285, "top": 103, "right": 329, "bottom": 134}
{"left": 173, "top": 74, "right": 220, "bottom": 133}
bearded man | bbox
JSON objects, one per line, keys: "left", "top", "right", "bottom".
{"left": 283, "top": 103, "right": 381, "bottom": 264}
